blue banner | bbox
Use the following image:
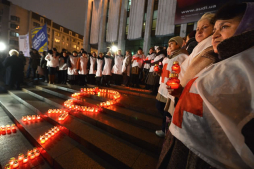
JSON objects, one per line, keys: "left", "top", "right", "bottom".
{"left": 31, "top": 24, "right": 48, "bottom": 52}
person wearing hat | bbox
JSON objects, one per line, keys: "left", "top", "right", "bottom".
{"left": 3, "top": 49, "right": 23, "bottom": 89}
{"left": 77, "top": 51, "right": 89, "bottom": 86}
{"left": 67, "top": 51, "right": 79, "bottom": 85}
{"left": 146, "top": 46, "right": 165, "bottom": 94}
{"left": 131, "top": 47, "right": 145, "bottom": 88}
{"left": 155, "top": 36, "right": 189, "bottom": 137}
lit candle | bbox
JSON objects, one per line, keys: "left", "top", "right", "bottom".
{"left": 30, "top": 152, "right": 35, "bottom": 159}
{"left": 80, "top": 88, "right": 84, "bottom": 92}
{"left": 11, "top": 124, "right": 16, "bottom": 131}
{"left": 48, "top": 109, "right": 52, "bottom": 114}
{"left": 37, "top": 115, "right": 41, "bottom": 120}
{"left": 9, "top": 157, "right": 15, "bottom": 165}
{"left": 35, "top": 149, "right": 40, "bottom": 157}
{"left": 27, "top": 115, "right": 31, "bottom": 121}
{"left": 100, "top": 103, "right": 103, "bottom": 106}
{"left": 41, "top": 137, "right": 45, "bottom": 144}
{"left": 6, "top": 125, "right": 11, "bottom": 132}
{"left": 154, "top": 64, "right": 160, "bottom": 72}
{"left": 18, "top": 153, "right": 24, "bottom": 161}
{"left": 32, "top": 115, "right": 36, "bottom": 120}
{"left": 171, "top": 61, "right": 181, "bottom": 74}
{"left": 166, "top": 73, "right": 180, "bottom": 89}
{"left": 22, "top": 116, "right": 27, "bottom": 121}
{"left": 23, "top": 155, "right": 28, "bottom": 163}
{"left": 5, "top": 164, "right": 11, "bottom": 169}
{"left": 27, "top": 150, "right": 32, "bottom": 156}
{"left": 13, "top": 160, "right": 19, "bottom": 168}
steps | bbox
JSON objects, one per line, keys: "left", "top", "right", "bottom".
{"left": 0, "top": 82, "right": 164, "bottom": 168}
{"left": 0, "top": 105, "right": 51, "bottom": 169}
{"left": 0, "top": 94, "right": 109, "bottom": 169}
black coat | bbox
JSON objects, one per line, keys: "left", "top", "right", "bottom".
{"left": 3, "top": 55, "right": 23, "bottom": 85}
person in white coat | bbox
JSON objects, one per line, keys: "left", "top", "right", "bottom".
{"left": 122, "top": 50, "right": 132, "bottom": 87}
{"left": 58, "top": 51, "right": 68, "bottom": 84}
{"left": 45, "top": 49, "right": 60, "bottom": 84}
{"left": 131, "top": 47, "right": 145, "bottom": 88}
{"left": 88, "top": 52, "right": 97, "bottom": 85}
{"left": 143, "top": 47, "right": 156, "bottom": 89}
{"left": 77, "top": 51, "right": 89, "bottom": 86}
{"left": 102, "top": 51, "right": 114, "bottom": 87}
{"left": 95, "top": 53, "right": 104, "bottom": 86}
{"left": 67, "top": 51, "right": 79, "bottom": 85}
{"left": 112, "top": 49, "right": 124, "bottom": 85}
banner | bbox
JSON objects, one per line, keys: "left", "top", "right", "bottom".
{"left": 18, "top": 33, "right": 30, "bottom": 57}
{"left": 174, "top": 0, "right": 236, "bottom": 25}
{"left": 31, "top": 24, "right": 48, "bottom": 52}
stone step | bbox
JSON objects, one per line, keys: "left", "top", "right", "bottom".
{"left": 0, "top": 105, "right": 52, "bottom": 169}
{"left": 38, "top": 83, "right": 160, "bottom": 118}
{"left": 0, "top": 94, "right": 110, "bottom": 169}
{"left": 33, "top": 85, "right": 162, "bottom": 131}
{"left": 7, "top": 91, "right": 160, "bottom": 168}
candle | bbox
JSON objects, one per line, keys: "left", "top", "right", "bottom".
{"left": 37, "top": 115, "right": 41, "bottom": 120}
{"left": 171, "top": 61, "right": 181, "bottom": 74}
{"left": 18, "top": 153, "right": 24, "bottom": 161}
{"left": 41, "top": 137, "right": 45, "bottom": 144}
{"left": 5, "top": 164, "right": 11, "bottom": 169}
{"left": 27, "top": 115, "right": 31, "bottom": 121}
{"left": 11, "top": 124, "right": 16, "bottom": 130}
{"left": 80, "top": 88, "right": 84, "bottom": 92}
{"left": 23, "top": 155, "right": 28, "bottom": 163}
{"left": 35, "top": 149, "right": 40, "bottom": 157}
{"left": 22, "top": 116, "right": 27, "bottom": 121}
{"left": 27, "top": 150, "right": 32, "bottom": 156}
{"left": 107, "top": 101, "right": 110, "bottom": 106}
{"left": 6, "top": 125, "right": 11, "bottom": 132}
{"left": 154, "top": 64, "right": 160, "bottom": 72}
{"left": 9, "top": 157, "right": 15, "bottom": 165}
{"left": 48, "top": 109, "right": 52, "bottom": 113}
{"left": 13, "top": 160, "right": 19, "bottom": 168}
{"left": 32, "top": 115, "right": 36, "bottom": 120}
{"left": 166, "top": 73, "right": 180, "bottom": 89}
{"left": 30, "top": 152, "right": 35, "bottom": 159}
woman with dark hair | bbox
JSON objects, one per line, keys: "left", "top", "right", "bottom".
{"left": 88, "top": 52, "right": 97, "bottom": 85}
{"left": 143, "top": 47, "right": 156, "bottom": 89}
{"left": 58, "top": 51, "right": 68, "bottom": 84}
{"left": 40, "top": 51, "right": 48, "bottom": 82}
{"left": 122, "top": 50, "right": 132, "bottom": 87}
{"left": 67, "top": 51, "right": 79, "bottom": 85}
{"left": 158, "top": 3, "right": 254, "bottom": 169}
{"left": 185, "top": 30, "right": 198, "bottom": 54}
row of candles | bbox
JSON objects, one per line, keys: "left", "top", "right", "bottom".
{"left": 22, "top": 115, "right": 41, "bottom": 122}
{"left": 154, "top": 61, "right": 181, "bottom": 89}
{"left": 63, "top": 100, "right": 99, "bottom": 113}
{"left": 48, "top": 109, "right": 69, "bottom": 121}
{"left": 40, "top": 126, "right": 60, "bottom": 144}
{"left": 1, "top": 124, "right": 16, "bottom": 134}
{"left": 5, "top": 147, "right": 40, "bottom": 169}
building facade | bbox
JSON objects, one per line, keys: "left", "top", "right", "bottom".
{"left": 0, "top": 0, "right": 84, "bottom": 55}
{"left": 83, "top": 0, "right": 197, "bottom": 55}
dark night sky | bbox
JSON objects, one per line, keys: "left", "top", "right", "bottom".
{"left": 9, "top": 0, "right": 86, "bottom": 35}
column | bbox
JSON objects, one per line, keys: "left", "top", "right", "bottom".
{"left": 83, "top": 0, "right": 92, "bottom": 52}
{"left": 98, "top": 0, "right": 108, "bottom": 54}
{"left": 117, "top": 0, "right": 128, "bottom": 52}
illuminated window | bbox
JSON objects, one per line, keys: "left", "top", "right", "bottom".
{"left": 77, "top": 47, "right": 79, "bottom": 50}
{"left": 10, "top": 23, "right": 19, "bottom": 30}
{"left": 10, "top": 31, "right": 19, "bottom": 37}
{"left": 54, "top": 38, "right": 60, "bottom": 43}
{"left": 63, "top": 42, "right": 64, "bottom": 45}
{"left": 66, "top": 43, "right": 68, "bottom": 47}
{"left": 73, "top": 45, "right": 76, "bottom": 49}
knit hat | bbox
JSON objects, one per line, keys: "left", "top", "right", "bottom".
{"left": 168, "top": 36, "right": 183, "bottom": 47}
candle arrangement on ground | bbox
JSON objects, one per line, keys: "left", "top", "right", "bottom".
{"left": 4, "top": 147, "right": 41, "bottom": 168}
{"left": 39, "top": 126, "right": 60, "bottom": 144}
{"left": 1, "top": 124, "right": 17, "bottom": 135}
{"left": 58, "top": 111, "right": 68, "bottom": 121}
{"left": 22, "top": 115, "right": 41, "bottom": 122}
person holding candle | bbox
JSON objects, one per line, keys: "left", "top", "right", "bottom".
{"left": 111, "top": 49, "right": 124, "bottom": 85}
{"left": 155, "top": 36, "right": 188, "bottom": 137}
{"left": 146, "top": 46, "right": 165, "bottom": 94}
{"left": 158, "top": 3, "right": 254, "bottom": 168}
{"left": 66, "top": 51, "right": 79, "bottom": 85}
{"left": 88, "top": 52, "right": 97, "bottom": 85}
{"left": 102, "top": 51, "right": 114, "bottom": 87}
{"left": 143, "top": 47, "right": 156, "bottom": 89}
{"left": 58, "top": 50, "right": 69, "bottom": 84}
{"left": 131, "top": 47, "right": 145, "bottom": 88}
{"left": 95, "top": 53, "right": 104, "bottom": 86}
{"left": 77, "top": 51, "right": 89, "bottom": 86}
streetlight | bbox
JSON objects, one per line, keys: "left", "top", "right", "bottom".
{"left": 111, "top": 45, "right": 118, "bottom": 53}
{"left": 0, "top": 42, "right": 6, "bottom": 51}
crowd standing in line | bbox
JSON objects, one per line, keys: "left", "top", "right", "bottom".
{"left": 0, "top": 2, "right": 253, "bottom": 169}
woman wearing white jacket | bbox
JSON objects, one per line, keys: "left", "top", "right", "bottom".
{"left": 45, "top": 50, "right": 59, "bottom": 84}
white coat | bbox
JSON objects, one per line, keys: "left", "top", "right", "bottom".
{"left": 144, "top": 53, "right": 156, "bottom": 69}
{"left": 67, "top": 55, "right": 79, "bottom": 75}
{"left": 45, "top": 54, "right": 59, "bottom": 68}
{"left": 122, "top": 55, "right": 131, "bottom": 76}
{"left": 112, "top": 55, "right": 124, "bottom": 75}
{"left": 132, "top": 54, "right": 145, "bottom": 68}
{"left": 102, "top": 57, "right": 113, "bottom": 76}
{"left": 96, "top": 58, "right": 104, "bottom": 77}
{"left": 89, "top": 56, "right": 96, "bottom": 74}
{"left": 78, "top": 56, "right": 89, "bottom": 75}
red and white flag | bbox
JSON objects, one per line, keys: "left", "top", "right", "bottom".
{"left": 170, "top": 47, "right": 254, "bottom": 169}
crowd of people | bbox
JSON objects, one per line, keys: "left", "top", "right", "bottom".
{"left": 0, "top": 2, "right": 253, "bottom": 169}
